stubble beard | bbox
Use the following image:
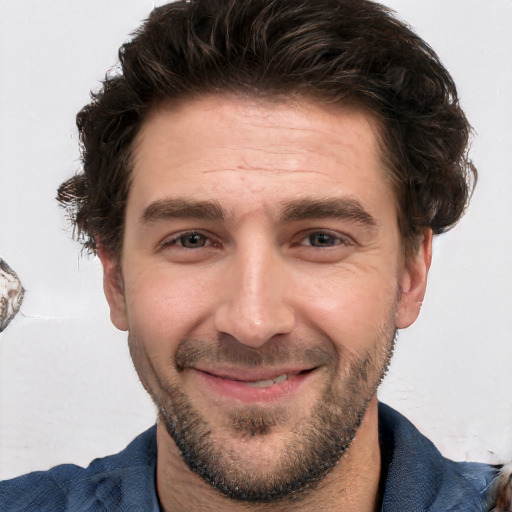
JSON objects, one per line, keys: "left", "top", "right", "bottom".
{"left": 128, "top": 324, "right": 396, "bottom": 503}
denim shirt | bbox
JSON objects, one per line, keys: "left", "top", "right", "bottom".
{"left": 1, "top": 403, "right": 500, "bottom": 511}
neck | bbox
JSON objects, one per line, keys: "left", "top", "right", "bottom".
{"left": 156, "top": 397, "right": 382, "bottom": 512}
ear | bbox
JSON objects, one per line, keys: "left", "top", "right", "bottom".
{"left": 97, "top": 245, "right": 129, "bottom": 332}
{"left": 395, "top": 229, "right": 433, "bottom": 329}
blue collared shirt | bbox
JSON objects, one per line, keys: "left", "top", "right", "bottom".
{"left": 1, "top": 403, "right": 500, "bottom": 511}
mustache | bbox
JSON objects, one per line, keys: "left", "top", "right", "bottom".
{"left": 175, "top": 335, "right": 335, "bottom": 370}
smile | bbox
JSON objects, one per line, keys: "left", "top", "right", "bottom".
{"left": 244, "top": 373, "right": 289, "bottom": 388}
{"left": 192, "top": 368, "right": 317, "bottom": 403}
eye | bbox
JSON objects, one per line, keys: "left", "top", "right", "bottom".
{"left": 159, "top": 231, "right": 215, "bottom": 250}
{"left": 305, "top": 233, "right": 340, "bottom": 247}
{"left": 301, "top": 231, "right": 351, "bottom": 248}
{"left": 178, "top": 232, "right": 208, "bottom": 248}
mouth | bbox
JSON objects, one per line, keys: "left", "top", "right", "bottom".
{"left": 192, "top": 367, "right": 318, "bottom": 403}
{"left": 208, "top": 369, "right": 312, "bottom": 387}
{"left": 243, "top": 372, "right": 291, "bottom": 388}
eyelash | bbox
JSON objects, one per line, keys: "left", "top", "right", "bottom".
{"left": 158, "top": 230, "right": 218, "bottom": 250}
{"left": 298, "top": 230, "right": 353, "bottom": 248}
{"left": 158, "top": 229, "right": 353, "bottom": 251}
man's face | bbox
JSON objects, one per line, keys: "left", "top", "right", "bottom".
{"left": 101, "top": 96, "right": 429, "bottom": 501}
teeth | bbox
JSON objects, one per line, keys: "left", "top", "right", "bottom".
{"left": 246, "top": 378, "right": 275, "bottom": 388}
{"left": 245, "top": 373, "right": 288, "bottom": 388}
{"left": 273, "top": 374, "right": 287, "bottom": 384}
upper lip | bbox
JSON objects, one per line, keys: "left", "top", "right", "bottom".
{"left": 192, "top": 366, "right": 316, "bottom": 382}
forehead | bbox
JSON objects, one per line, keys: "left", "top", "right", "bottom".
{"left": 129, "top": 95, "right": 394, "bottom": 221}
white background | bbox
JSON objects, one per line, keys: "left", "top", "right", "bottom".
{"left": 0, "top": 0, "right": 511, "bottom": 480}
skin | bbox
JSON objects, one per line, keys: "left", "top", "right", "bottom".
{"left": 99, "top": 95, "right": 432, "bottom": 511}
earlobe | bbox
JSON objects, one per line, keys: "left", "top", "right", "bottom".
{"left": 396, "top": 229, "right": 433, "bottom": 329}
{"left": 97, "top": 245, "right": 129, "bottom": 332}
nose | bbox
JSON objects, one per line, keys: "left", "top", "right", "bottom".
{"left": 213, "top": 246, "right": 296, "bottom": 348}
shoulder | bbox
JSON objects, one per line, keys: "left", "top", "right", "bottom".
{"left": 489, "top": 463, "right": 512, "bottom": 512}
{"left": 378, "top": 402, "right": 508, "bottom": 512}
{"left": 0, "top": 426, "right": 157, "bottom": 512}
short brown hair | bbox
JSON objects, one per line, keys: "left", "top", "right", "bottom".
{"left": 58, "top": 0, "right": 476, "bottom": 259}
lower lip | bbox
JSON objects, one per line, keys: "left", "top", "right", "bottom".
{"left": 195, "top": 370, "right": 314, "bottom": 404}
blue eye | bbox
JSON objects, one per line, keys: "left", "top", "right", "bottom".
{"left": 159, "top": 231, "right": 211, "bottom": 250}
{"left": 156, "top": 230, "right": 222, "bottom": 262}
{"left": 305, "top": 232, "right": 342, "bottom": 247}
{"left": 177, "top": 232, "right": 208, "bottom": 248}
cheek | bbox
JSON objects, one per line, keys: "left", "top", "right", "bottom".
{"left": 122, "top": 269, "right": 215, "bottom": 348}
{"left": 294, "top": 268, "right": 398, "bottom": 350}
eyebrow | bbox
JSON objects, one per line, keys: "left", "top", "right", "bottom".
{"left": 140, "top": 196, "right": 377, "bottom": 228}
{"left": 280, "top": 197, "right": 377, "bottom": 227}
{"left": 141, "top": 198, "right": 225, "bottom": 224}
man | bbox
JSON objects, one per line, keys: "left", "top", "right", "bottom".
{"left": 1, "top": 0, "right": 510, "bottom": 510}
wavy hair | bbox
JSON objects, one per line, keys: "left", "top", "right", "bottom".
{"left": 57, "top": 0, "right": 476, "bottom": 259}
